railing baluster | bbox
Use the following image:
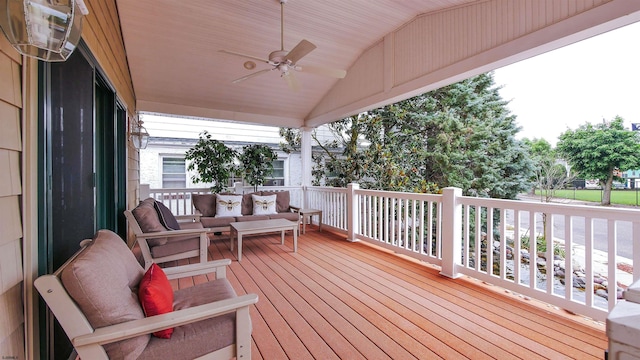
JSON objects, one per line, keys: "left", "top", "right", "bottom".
{"left": 499, "top": 208, "right": 506, "bottom": 280}
{"left": 585, "top": 216, "right": 594, "bottom": 308}
{"left": 608, "top": 219, "right": 617, "bottom": 311}
{"left": 513, "top": 210, "right": 521, "bottom": 285}
{"left": 565, "top": 214, "right": 573, "bottom": 301}
{"left": 529, "top": 211, "right": 536, "bottom": 290}
{"left": 545, "top": 212, "right": 553, "bottom": 295}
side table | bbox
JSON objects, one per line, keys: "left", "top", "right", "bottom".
{"left": 297, "top": 208, "right": 322, "bottom": 234}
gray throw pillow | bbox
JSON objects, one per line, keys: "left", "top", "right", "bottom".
{"left": 153, "top": 201, "right": 180, "bottom": 230}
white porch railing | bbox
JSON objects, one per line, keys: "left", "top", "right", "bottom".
{"left": 143, "top": 183, "right": 640, "bottom": 322}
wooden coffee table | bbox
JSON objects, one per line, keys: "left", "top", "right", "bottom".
{"left": 229, "top": 219, "right": 298, "bottom": 262}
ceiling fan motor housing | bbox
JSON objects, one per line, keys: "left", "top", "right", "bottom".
{"left": 269, "top": 50, "right": 289, "bottom": 65}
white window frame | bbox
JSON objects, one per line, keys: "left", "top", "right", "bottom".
{"left": 160, "top": 155, "right": 187, "bottom": 188}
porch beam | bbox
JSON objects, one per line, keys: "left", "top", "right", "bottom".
{"left": 300, "top": 127, "right": 312, "bottom": 208}
{"left": 346, "top": 183, "right": 360, "bottom": 242}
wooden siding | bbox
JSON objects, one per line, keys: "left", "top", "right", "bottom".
{"left": 307, "top": 0, "right": 619, "bottom": 126}
{"left": 83, "top": 0, "right": 136, "bottom": 112}
{"left": 168, "top": 229, "right": 608, "bottom": 359}
{"left": 0, "top": 33, "right": 24, "bottom": 360}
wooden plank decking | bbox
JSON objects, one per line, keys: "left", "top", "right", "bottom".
{"left": 167, "top": 227, "right": 608, "bottom": 360}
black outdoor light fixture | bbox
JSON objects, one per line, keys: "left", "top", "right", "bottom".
{"left": 0, "top": 0, "right": 89, "bottom": 62}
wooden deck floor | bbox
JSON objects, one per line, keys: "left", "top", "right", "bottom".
{"left": 167, "top": 227, "right": 608, "bottom": 360}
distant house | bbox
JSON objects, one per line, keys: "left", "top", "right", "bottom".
{"left": 140, "top": 115, "right": 302, "bottom": 189}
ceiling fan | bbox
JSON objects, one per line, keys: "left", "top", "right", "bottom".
{"left": 219, "top": 0, "right": 347, "bottom": 91}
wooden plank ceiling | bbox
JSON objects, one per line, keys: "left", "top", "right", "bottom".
{"left": 115, "top": 0, "right": 640, "bottom": 128}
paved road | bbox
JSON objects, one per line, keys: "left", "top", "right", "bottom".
{"left": 505, "top": 212, "right": 633, "bottom": 259}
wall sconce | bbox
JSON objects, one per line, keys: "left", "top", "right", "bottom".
{"left": 0, "top": 0, "right": 89, "bottom": 62}
{"left": 130, "top": 119, "right": 149, "bottom": 150}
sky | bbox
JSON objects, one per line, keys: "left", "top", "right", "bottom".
{"left": 493, "top": 21, "right": 640, "bottom": 146}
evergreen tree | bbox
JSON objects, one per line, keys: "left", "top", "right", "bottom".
{"left": 281, "top": 72, "right": 533, "bottom": 199}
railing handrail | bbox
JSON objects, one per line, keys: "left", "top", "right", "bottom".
{"left": 459, "top": 195, "right": 640, "bottom": 222}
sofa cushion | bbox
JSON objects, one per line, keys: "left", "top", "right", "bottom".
{"left": 235, "top": 215, "right": 269, "bottom": 222}
{"left": 61, "top": 230, "right": 149, "bottom": 359}
{"left": 192, "top": 193, "right": 216, "bottom": 217}
{"left": 261, "top": 191, "right": 291, "bottom": 213}
{"left": 268, "top": 212, "right": 300, "bottom": 221}
{"left": 200, "top": 216, "right": 235, "bottom": 228}
{"left": 132, "top": 202, "right": 169, "bottom": 247}
{"left": 179, "top": 221, "right": 204, "bottom": 230}
{"left": 241, "top": 192, "right": 260, "bottom": 215}
{"left": 137, "top": 279, "right": 237, "bottom": 360}
{"left": 139, "top": 264, "right": 174, "bottom": 338}
{"left": 252, "top": 194, "right": 277, "bottom": 215}
{"left": 153, "top": 201, "right": 180, "bottom": 230}
{"left": 215, "top": 194, "right": 243, "bottom": 217}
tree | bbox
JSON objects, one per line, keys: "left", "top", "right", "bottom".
{"left": 281, "top": 72, "right": 533, "bottom": 199}
{"left": 522, "top": 138, "right": 575, "bottom": 202}
{"left": 238, "top": 144, "right": 277, "bottom": 192}
{"left": 556, "top": 116, "right": 640, "bottom": 205}
{"left": 185, "top": 131, "right": 237, "bottom": 193}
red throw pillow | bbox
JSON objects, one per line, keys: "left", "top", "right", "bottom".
{"left": 138, "top": 263, "right": 174, "bottom": 338}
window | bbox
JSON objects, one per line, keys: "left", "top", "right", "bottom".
{"left": 162, "top": 157, "right": 186, "bottom": 188}
{"left": 264, "top": 159, "right": 285, "bottom": 186}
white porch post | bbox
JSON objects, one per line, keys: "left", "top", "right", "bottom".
{"left": 440, "top": 187, "right": 463, "bottom": 279}
{"left": 140, "top": 184, "right": 150, "bottom": 199}
{"left": 300, "top": 127, "right": 313, "bottom": 208}
{"left": 347, "top": 183, "right": 360, "bottom": 242}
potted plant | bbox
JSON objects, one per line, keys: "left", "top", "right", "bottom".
{"left": 239, "top": 144, "right": 277, "bottom": 192}
{"left": 185, "top": 131, "right": 237, "bottom": 193}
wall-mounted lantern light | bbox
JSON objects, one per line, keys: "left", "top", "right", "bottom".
{"left": 130, "top": 118, "right": 150, "bottom": 150}
{"left": 0, "top": 0, "right": 89, "bottom": 62}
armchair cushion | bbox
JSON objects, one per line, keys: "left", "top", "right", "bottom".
{"left": 61, "top": 230, "right": 149, "bottom": 359}
{"left": 132, "top": 202, "right": 169, "bottom": 247}
{"left": 153, "top": 201, "right": 180, "bottom": 230}
{"left": 192, "top": 193, "right": 216, "bottom": 217}
{"left": 138, "top": 278, "right": 237, "bottom": 360}
{"left": 139, "top": 264, "right": 174, "bottom": 338}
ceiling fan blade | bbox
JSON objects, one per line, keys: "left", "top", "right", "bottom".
{"left": 219, "top": 50, "right": 269, "bottom": 64}
{"left": 232, "top": 68, "right": 273, "bottom": 83}
{"left": 284, "top": 39, "right": 316, "bottom": 64}
{"left": 297, "top": 65, "right": 347, "bottom": 79}
{"left": 282, "top": 72, "right": 300, "bottom": 91}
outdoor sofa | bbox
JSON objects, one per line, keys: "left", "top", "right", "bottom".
{"left": 191, "top": 190, "right": 300, "bottom": 232}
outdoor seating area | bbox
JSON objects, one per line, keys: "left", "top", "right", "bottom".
{"left": 166, "top": 227, "right": 607, "bottom": 359}
{"left": 34, "top": 230, "right": 258, "bottom": 359}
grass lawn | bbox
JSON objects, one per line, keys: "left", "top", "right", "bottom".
{"left": 535, "top": 189, "right": 640, "bottom": 206}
